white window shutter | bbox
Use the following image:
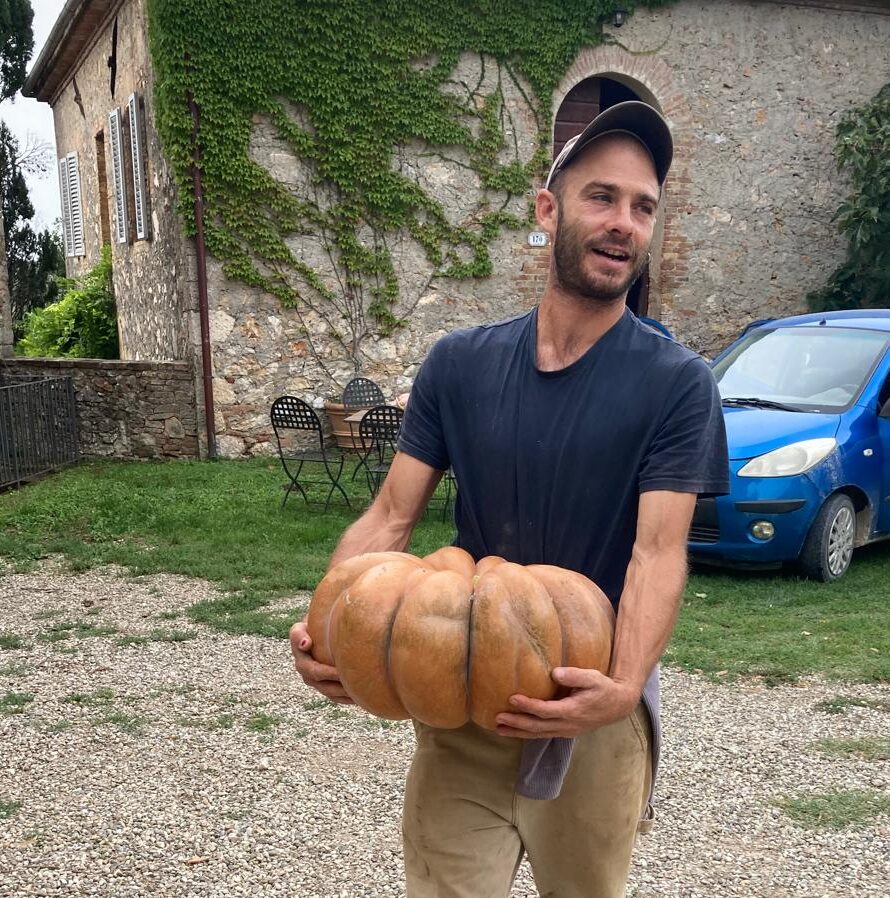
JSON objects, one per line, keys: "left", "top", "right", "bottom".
{"left": 108, "top": 108, "right": 128, "bottom": 244}
{"left": 128, "top": 92, "right": 151, "bottom": 240}
{"left": 66, "top": 153, "right": 85, "bottom": 257}
{"left": 58, "top": 157, "right": 74, "bottom": 257}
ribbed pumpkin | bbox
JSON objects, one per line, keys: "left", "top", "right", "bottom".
{"left": 306, "top": 546, "right": 615, "bottom": 730}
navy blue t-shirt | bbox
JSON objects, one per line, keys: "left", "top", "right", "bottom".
{"left": 398, "top": 307, "right": 729, "bottom": 605}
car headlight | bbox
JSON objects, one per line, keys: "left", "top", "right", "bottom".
{"left": 738, "top": 438, "right": 837, "bottom": 477}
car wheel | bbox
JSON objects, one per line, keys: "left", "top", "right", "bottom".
{"left": 798, "top": 494, "right": 856, "bottom": 582}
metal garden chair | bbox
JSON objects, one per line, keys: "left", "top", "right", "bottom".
{"left": 270, "top": 396, "right": 351, "bottom": 511}
{"left": 342, "top": 377, "right": 387, "bottom": 481}
{"left": 343, "top": 376, "right": 386, "bottom": 410}
{"left": 357, "top": 404, "right": 403, "bottom": 497}
{"left": 438, "top": 467, "right": 457, "bottom": 521}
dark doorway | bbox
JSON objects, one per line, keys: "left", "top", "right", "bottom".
{"left": 626, "top": 268, "right": 649, "bottom": 317}
{"left": 553, "top": 76, "right": 652, "bottom": 318}
{"left": 553, "top": 77, "right": 640, "bottom": 157}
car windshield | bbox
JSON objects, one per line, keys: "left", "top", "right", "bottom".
{"left": 712, "top": 326, "right": 889, "bottom": 412}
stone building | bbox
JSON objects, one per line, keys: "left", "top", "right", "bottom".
{"left": 10, "top": 0, "right": 890, "bottom": 458}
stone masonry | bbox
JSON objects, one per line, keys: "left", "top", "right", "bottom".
{"left": 27, "top": 0, "right": 890, "bottom": 458}
{"left": 203, "top": 0, "right": 890, "bottom": 456}
{"left": 596, "top": 0, "right": 890, "bottom": 351}
{"left": 0, "top": 358, "right": 199, "bottom": 459}
{"left": 50, "top": 0, "right": 194, "bottom": 363}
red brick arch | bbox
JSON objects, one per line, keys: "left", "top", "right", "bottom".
{"left": 547, "top": 46, "right": 693, "bottom": 324}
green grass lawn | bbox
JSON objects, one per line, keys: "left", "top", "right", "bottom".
{"left": 1, "top": 458, "right": 888, "bottom": 683}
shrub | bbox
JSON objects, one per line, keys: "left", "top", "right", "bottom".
{"left": 17, "top": 245, "right": 119, "bottom": 359}
{"left": 808, "top": 84, "right": 890, "bottom": 311}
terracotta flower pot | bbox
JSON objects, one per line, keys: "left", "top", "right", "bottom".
{"left": 324, "top": 401, "right": 364, "bottom": 450}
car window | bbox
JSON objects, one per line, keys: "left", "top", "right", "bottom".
{"left": 713, "top": 327, "right": 889, "bottom": 412}
{"left": 878, "top": 371, "right": 890, "bottom": 416}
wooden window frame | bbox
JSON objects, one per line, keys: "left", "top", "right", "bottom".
{"left": 127, "top": 92, "right": 152, "bottom": 241}
{"left": 58, "top": 152, "right": 85, "bottom": 258}
{"left": 108, "top": 107, "right": 129, "bottom": 245}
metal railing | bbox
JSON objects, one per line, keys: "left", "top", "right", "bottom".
{"left": 0, "top": 374, "right": 79, "bottom": 490}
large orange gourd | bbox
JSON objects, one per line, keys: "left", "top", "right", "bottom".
{"left": 305, "top": 546, "right": 615, "bottom": 730}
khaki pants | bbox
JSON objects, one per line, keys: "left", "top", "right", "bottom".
{"left": 402, "top": 706, "right": 652, "bottom": 898}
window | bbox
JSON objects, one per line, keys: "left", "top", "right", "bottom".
{"left": 108, "top": 107, "right": 128, "bottom": 244}
{"left": 713, "top": 327, "right": 890, "bottom": 412}
{"left": 57, "top": 152, "right": 85, "bottom": 258}
{"left": 95, "top": 131, "right": 112, "bottom": 245}
{"left": 128, "top": 92, "right": 151, "bottom": 240}
{"left": 877, "top": 371, "right": 890, "bottom": 416}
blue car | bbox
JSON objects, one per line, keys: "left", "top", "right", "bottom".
{"left": 689, "top": 309, "right": 890, "bottom": 581}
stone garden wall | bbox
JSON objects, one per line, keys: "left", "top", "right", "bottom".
{"left": 0, "top": 359, "right": 198, "bottom": 459}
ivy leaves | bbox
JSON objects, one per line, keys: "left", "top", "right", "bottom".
{"left": 147, "top": 0, "right": 649, "bottom": 375}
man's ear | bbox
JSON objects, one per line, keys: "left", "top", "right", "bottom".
{"left": 535, "top": 188, "right": 558, "bottom": 239}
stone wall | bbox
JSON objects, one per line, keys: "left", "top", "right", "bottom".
{"left": 194, "top": 0, "right": 890, "bottom": 456}
{"left": 36, "top": 0, "right": 890, "bottom": 458}
{"left": 201, "top": 52, "right": 542, "bottom": 458}
{"left": 592, "top": 0, "right": 890, "bottom": 352}
{"left": 0, "top": 358, "right": 199, "bottom": 459}
{"left": 50, "top": 0, "right": 195, "bottom": 363}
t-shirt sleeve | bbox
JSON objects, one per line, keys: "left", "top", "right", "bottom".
{"left": 397, "top": 338, "right": 451, "bottom": 471}
{"left": 638, "top": 356, "right": 729, "bottom": 496}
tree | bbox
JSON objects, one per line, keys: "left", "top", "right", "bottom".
{"left": 0, "top": 122, "right": 63, "bottom": 332}
{"left": 808, "top": 83, "right": 890, "bottom": 312}
{"left": 10, "top": 226, "right": 65, "bottom": 335}
{"left": 18, "top": 245, "right": 118, "bottom": 359}
{"left": 0, "top": 0, "right": 34, "bottom": 354}
{"left": 0, "top": 0, "right": 34, "bottom": 102}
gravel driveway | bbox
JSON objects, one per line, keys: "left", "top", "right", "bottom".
{"left": 1, "top": 561, "right": 888, "bottom": 897}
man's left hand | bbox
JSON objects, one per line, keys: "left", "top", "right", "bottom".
{"left": 495, "top": 668, "right": 639, "bottom": 739}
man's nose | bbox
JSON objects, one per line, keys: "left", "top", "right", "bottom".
{"left": 604, "top": 200, "right": 634, "bottom": 235}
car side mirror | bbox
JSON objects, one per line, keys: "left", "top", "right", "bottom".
{"left": 879, "top": 398, "right": 890, "bottom": 419}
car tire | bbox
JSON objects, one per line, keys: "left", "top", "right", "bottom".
{"left": 798, "top": 493, "right": 856, "bottom": 582}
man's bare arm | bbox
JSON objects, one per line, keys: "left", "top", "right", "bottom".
{"left": 608, "top": 489, "right": 695, "bottom": 698}
{"left": 290, "top": 453, "right": 444, "bottom": 702}
{"left": 327, "top": 453, "right": 444, "bottom": 568}
{"left": 495, "top": 489, "right": 695, "bottom": 738}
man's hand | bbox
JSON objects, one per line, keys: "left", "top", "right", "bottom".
{"left": 494, "top": 667, "right": 638, "bottom": 739}
{"left": 289, "top": 621, "right": 354, "bottom": 705}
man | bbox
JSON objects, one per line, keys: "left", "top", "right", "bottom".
{"left": 291, "top": 101, "right": 729, "bottom": 897}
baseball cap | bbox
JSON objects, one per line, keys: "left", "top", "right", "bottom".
{"left": 545, "top": 100, "right": 673, "bottom": 189}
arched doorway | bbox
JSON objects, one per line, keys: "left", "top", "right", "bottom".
{"left": 553, "top": 76, "right": 652, "bottom": 318}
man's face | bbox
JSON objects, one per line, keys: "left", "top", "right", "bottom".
{"left": 547, "top": 134, "right": 660, "bottom": 304}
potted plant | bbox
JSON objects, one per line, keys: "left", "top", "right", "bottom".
{"left": 323, "top": 392, "right": 363, "bottom": 450}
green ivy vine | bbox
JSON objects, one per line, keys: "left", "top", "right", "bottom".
{"left": 148, "top": 0, "right": 666, "bottom": 377}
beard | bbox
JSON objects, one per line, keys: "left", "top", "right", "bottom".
{"left": 552, "top": 207, "right": 650, "bottom": 305}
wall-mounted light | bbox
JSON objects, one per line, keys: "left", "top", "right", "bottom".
{"left": 613, "top": 8, "right": 628, "bottom": 27}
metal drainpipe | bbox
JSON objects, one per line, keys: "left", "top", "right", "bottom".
{"left": 188, "top": 94, "right": 218, "bottom": 459}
